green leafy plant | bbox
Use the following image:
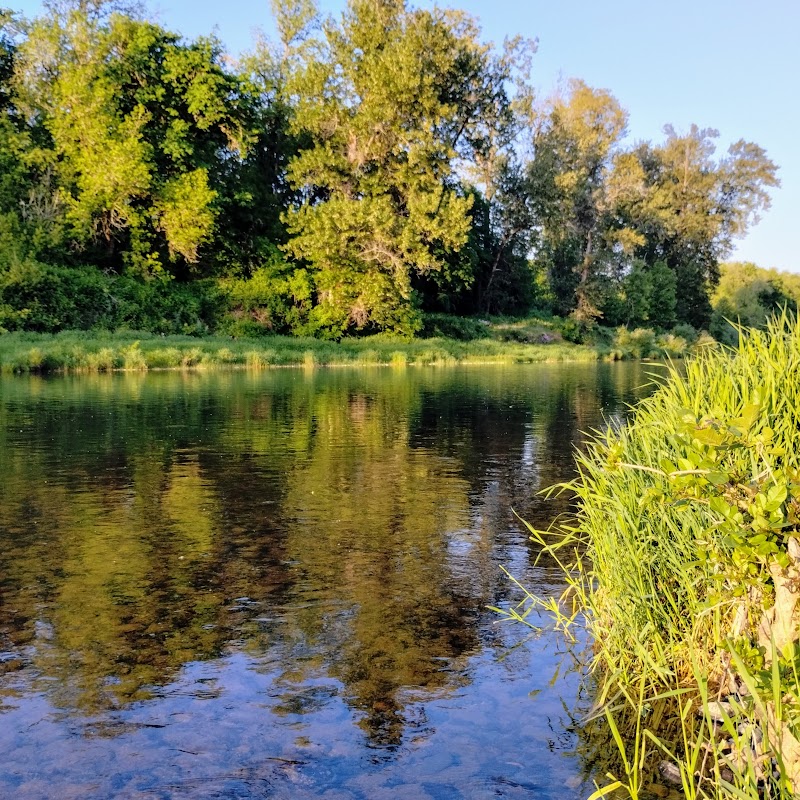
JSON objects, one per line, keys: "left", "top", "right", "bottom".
{"left": 498, "top": 312, "right": 800, "bottom": 798}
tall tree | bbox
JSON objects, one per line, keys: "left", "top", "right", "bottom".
{"left": 461, "top": 36, "right": 540, "bottom": 315}
{"left": 0, "top": 9, "right": 70, "bottom": 272}
{"left": 16, "top": 0, "right": 251, "bottom": 276}
{"left": 528, "top": 79, "right": 632, "bottom": 320}
{"left": 213, "top": 36, "right": 300, "bottom": 277}
{"left": 276, "top": 0, "right": 508, "bottom": 336}
{"left": 614, "top": 125, "right": 779, "bottom": 328}
{"left": 471, "top": 159, "right": 540, "bottom": 314}
{"left": 414, "top": 34, "right": 540, "bottom": 318}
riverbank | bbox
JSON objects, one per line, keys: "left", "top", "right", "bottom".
{"left": 0, "top": 329, "right": 602, "bottom": 373}
{"left": 0, "top": 321, "right": 704, "bottom": 373}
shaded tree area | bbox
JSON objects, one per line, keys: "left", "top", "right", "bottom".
{"left": 0, "top": 0, "right": 780, "bottom": 338}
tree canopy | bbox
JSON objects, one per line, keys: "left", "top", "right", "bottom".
{"left": 0, "top": 0, "right": 781, "bottom": 338}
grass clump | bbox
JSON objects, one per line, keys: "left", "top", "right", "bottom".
{"left": 390, "top": 350, "right": 408, "bottom": 368}
{"left": 605, "top": 326, "right": 697, "bottom": 360}
{"left": 0, "top": 328, "right": 605, "bottom": 373}
{"left": 501, "top": 312, "right": 800, "bottom": 798}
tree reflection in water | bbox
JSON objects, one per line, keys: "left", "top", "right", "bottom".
{"left": 0, "top": 364, "right": 653, "bottom": 795}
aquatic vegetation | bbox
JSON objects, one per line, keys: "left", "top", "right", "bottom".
{"left": 501, "top": 312, "right": 800, "bottom": 798}
{"left": 0, "top": 329, "right": 603, "bottom": 373}
{"left": 0, "top": 311, "right": 713, "bottom": 374}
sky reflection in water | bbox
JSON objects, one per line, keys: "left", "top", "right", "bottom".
{"left": 0, "top": 363, "right": 654, "bottom": 798}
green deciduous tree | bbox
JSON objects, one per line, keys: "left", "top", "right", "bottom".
{"left": 647, "top": 259, "right": 677, "bottom": 330}
{"left": 459, "top": 36, "right": 540, "bottom": 315}
{"left": 528, "top": 79, "right": 635, "bottom": 321}
{"left": 615, "top": 125, "right": 779, "bottom": 328}
{"left": 276, "top": 0, "right": 506, "bottom": 336}
{"left": 213, "top": 37, "right": 300, "bottom": 278}
{"left": 0, "top": 0, "right": 782, "bottom": 340}
{"left": 710, "top": 261, "right": 797, "bottom": 343}
{"left": 601, "top": 259, "right": 677, "bottom": 330}
{"left": 16, "top": 0, "right": 250, "bottom": 275}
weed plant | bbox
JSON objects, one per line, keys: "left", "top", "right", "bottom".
{"left": 498, "top": 312, "right": 800, "bottom": 798}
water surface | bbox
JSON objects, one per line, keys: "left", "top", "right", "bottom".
{"left": 0, "top": 363, "right": 655, "bottom": 799}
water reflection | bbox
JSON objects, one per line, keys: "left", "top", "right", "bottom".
{"left": 0, "top": 363, "right": 653, "bottom": 798}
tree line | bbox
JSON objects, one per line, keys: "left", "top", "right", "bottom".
{"left": 710, "top": 261, "right": 800, "bottom": 343}
{"left": 0, "top": 0, "right": 781, "bottom": 338}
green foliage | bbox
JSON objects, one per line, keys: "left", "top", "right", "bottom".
{"left": 419, "top": 313, "right": 491, "bottom": 341}
{"left": 487, "top": 316, "right": 563, "bottom": 344}
{"left": 603, "top": 261, "right": 649, "bottom": 327}
{"left": 0, "top": 327, "right": 601, "bottom": 373}
{"left": 585, "top": 316, "right": 800, "bottom": 681}
{"left": 648, "top": 260, "right": 678, "bottom": 329}
{"left": 0, "top": 259, "right": 222, "bottom": 334}
{"left": 558, "top": 315, "right": 597, "bottom": 345}
{"left": 602, "top": 261, "right": 678, "bottom": 330}
{"left": 671, "top": 322, "right": 698, "bottom": 343}
{"left": 621, "top": 262, "right": 652, "bottom": 326}
{"left": 156, "top": 170, "right": 217, "bottom": 264}
{"left": 0, "top": 0, "right": 780, "bottom": 341}
{"left": 529, "top": 79, "right": 630, "bottom": 321}
{"left": 609, "top": 326, "right": 657, "bottom": 358}
{"left": 0, "top": 259, "right": 111, "bottom": 331}
{"left": 604, "top": 326, "right": 693, "bottom": 359}
{"left": 277, "top": 0, "right": 509, "bottom": 335}
{"left": 218, "top": 245, "right": 313, "bottom": 336}
{"left": 417, "top": 185, "right": 541, "bottom": 318}
{"left": 16, "top": 4, "right": 255, "bottom": 276}
{"left": 504, "top": 313, "right": 800, "bottom": 797}
{"left": 711, "top": 261, "right": 798, "bottom": 345}
{"left": 540, "top": 121, "right": 779, "bottom": 331}
{"left": 616, "top": 127, "right": 779, "bottom": 329}
{"left": 107, "top": 276, "right": 224, "bottom": 334}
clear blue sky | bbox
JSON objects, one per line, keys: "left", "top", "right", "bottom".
{"left": 15, "top": 0, "right": 800, "bottom": 273}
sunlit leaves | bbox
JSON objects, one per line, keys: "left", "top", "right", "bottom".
{"left": 276, "top": 0, "right": 507, "bottom": 335}
{"left": 156, "top": 169, "right": 217, "bottom": 264}
{"left": 527, "top": 79, "right": 630, "bottom": 320}
{"left": 15, "top": 2, "right": 247, "bottom": 275}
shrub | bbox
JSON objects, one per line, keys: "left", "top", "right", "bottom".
{"left": 671, "top": 322, "right": 698, "bottom": 343}
{"left": 419, "top": 313, "right": 490, "bottom": 341}
{"left": 654, "top": 332, "right": 688, "bottom": 358}
{"left": 108, "top": 276, "right": 223, "bottom": 334}
{"left": 612, "top": 326, "right": 657, "bottom": 358}
{"left": 217, "top": 247, "right": 314, "bottom": 336}
{"left": 0, "top": 259, "right": 224, "bottom": 335}
{"left": 0, "top": 260, "right": 113, "bottom": 331}
{"left": 558, "top": 316, "right": 583, "bottom": 343}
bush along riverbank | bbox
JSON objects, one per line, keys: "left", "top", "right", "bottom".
{"left": 498, "top": 312, "right": 800, "bottom": 798}
{"left": 0, "top": 317, "right": 710, "bottom": 374}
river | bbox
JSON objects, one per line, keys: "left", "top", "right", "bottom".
{"left": 0, "top": 363, "right": 656, "bottom": 799}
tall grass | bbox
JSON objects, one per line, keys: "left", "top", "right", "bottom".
{"left": 0, "top": 329, "right": 603, "bottom": 373}
{"left": 500, "top": 312, "right": 800, "bottom": 798}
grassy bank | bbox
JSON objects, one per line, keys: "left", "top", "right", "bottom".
{"left": 0, "top": 329, "right": 605, "bottom": 373}
{"left": 0, "top": 315, "right": 710, "bottom": 374}
{"left": 501, "top": 313, "right": 800, "bottom": 798}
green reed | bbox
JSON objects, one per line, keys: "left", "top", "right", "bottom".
{"left": 499, "top": 312, "right": 800, "bottom": 798}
